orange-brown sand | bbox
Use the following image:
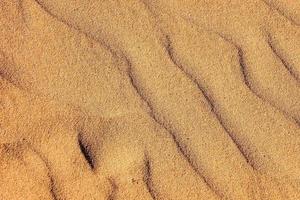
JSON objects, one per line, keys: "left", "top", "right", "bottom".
{"left": 0, "top": 0, "right": 300, "bottom": 199}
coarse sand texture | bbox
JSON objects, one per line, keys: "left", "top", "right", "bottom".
{"left": 0, "top": 0, "right": 300, "bottom": 199}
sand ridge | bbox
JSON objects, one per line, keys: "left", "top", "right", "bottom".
{"left": 0, "top": 0, "right": 300, "bottom": 199}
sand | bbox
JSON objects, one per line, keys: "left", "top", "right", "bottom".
{"left": 0, "top": 0, "right": 300, "bottom": 199}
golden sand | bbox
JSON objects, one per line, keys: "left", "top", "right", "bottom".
{"left": 0, "top": 0, "right": 300, "bottom": 199}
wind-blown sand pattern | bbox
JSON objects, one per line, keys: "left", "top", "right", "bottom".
{"left": 0, "top": 0, "right": 300, "bottom": 199}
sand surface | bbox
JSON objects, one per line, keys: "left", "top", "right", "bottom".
{"left": 0, "top": 0, "right": 300, "bottom": 199}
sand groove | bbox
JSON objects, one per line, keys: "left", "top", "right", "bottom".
{"left": 78, "top": 135, "right": 95, "bottom": 170}
{"left": 164, "top": 36, "right": 254, "bottom": 170}
{"left": 266, "top": 34, "right": 300, "bottom": 83}
{"left": 143, "top": 159, "right": 157, "bottom": 200}
{"left": 262, "top": 0, "right": 300, "bottom": 26}
{"left": 121, "top": 55, "right": 220, "bottom": 197}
